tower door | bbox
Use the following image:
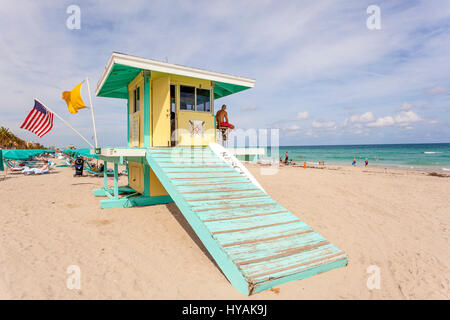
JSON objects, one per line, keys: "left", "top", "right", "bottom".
{"left": 170, "top": 84, "right": 177, "bottom": 146}
{"left": 151, "top": 76, "right": 171, "bottom": 147}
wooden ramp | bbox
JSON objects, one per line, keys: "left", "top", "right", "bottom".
{"left": 145, "top": 147, "right": 348, "bottom": 295}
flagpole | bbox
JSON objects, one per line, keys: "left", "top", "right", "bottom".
{"left": 85, "top": 77, "right": 98, "bottom": 149}
{"left": 34, "top": 98, "right": 95, "bottom": 149}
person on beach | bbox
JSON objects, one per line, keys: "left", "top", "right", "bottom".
{"left": 285, "top": 151, "right": 289, "bottom": 164}
{"left": 352, "top": 157, "right": 356, "bottom": 166}
{"left": 365, "top": 158, "right": 368, "bottom": 167}
{"left": 216, "top": 104, "right": 235, "bottom": 130}
{"left": 22, "top": 161, "right": 49, "bottom": 174}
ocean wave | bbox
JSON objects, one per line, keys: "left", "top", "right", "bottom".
{"left": 424, "top": 151, "right": 442, "bottom": 154}
{"left": 442, "top": 168, "right": 450, "bottom": 171}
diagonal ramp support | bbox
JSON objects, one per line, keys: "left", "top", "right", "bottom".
{"left": 145, "top": 146, "right": 348, "bottom": 295}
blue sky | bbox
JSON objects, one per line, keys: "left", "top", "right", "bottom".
{"left": 0, "top": 0, "right": 449, "bottom": 147}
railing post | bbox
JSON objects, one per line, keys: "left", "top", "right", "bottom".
{"left": 114, "top": 162, "right": 119, "bottom": 199}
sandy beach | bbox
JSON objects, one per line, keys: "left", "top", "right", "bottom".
{"left": 0, "top": 161, "right": 449, "bottom": 299}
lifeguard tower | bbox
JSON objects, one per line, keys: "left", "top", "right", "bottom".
{"left": 93, "top": 52, "right": 347, "bottom": 295}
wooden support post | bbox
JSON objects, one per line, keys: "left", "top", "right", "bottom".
{"left": 143, "top": 164, "right": 150, "bottom": 197}
{"left": 144, "top": 72, "right": 151, "bottom": 147}
{"left": 114, "top": 162, "right": 119, "bottom": 199}
{"left": 103, "top": 160, "right": 108, "bottom": 190}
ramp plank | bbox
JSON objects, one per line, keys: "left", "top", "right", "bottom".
{"left": 145, "top": 147, "right": 348, "bottom": 295}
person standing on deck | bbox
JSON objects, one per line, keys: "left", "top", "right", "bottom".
{"left": 216, "top": 105, "right": 235, "bottom": 129}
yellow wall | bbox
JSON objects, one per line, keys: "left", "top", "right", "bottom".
{"left": 151, "top": 76, "right": 171, "bottom": 147}
{"left": 128, "top": 161, "right": 144, "bottom": 194}
{"left": 128, "top": 73, "right": 145, "bottom": 147}
{"left": 127, "top": 71, "right": 217, "bottom": 196}
{"left": 149, "top": 168, "right": 167, "bottom": 196}
{"left": 128, "top": 71, "right": 216, "bottom": 147}
{"left": 166, "top": 73, "right": 216, "bottom": 146}
{"left": 177, "top": 111, "right": 216, "bottom": 146}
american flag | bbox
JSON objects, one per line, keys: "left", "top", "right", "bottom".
{"left": 20, "top": 99, "right": 54, "bottom": 138}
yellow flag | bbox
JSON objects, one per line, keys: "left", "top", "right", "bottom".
{"left": 62, "top": 82, "right": 87, "bottom": 114}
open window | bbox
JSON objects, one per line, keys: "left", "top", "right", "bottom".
{"left": 196, "top": 88, "right": 210, "bottom": 112}
{"left": 180, "top": 85, "right": 195, "bottom": 111}
{"left": 180, "top": 85, "right": 211, "bottom": 112}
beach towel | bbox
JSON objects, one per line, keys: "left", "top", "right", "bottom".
{"left": 22, "top": 166, "right": 49, "bottom": 175}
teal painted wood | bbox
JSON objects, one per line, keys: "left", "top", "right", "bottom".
{"left": 144, "top": 146, "right": 348, "bottom": 295}
{"left": 183, "top": 189, "right": 265, "bottom": 201}
{"left": 244, "top": 244, "right": 345, "bottom": 281}
{"left": 143, "top": 163, "right": 150, "bottom": 197}
{"left": 146, "top": 147, "right": 348, "bottom": 294}
{"left": 165, "top": 171, "right": 241, "bottom": 178}
{"left": 176, "top": 183, "right": 259, "bottom": 193}
{"left": 100, "top": 195, "right": 172, "bottom": 209}
{"left": 93, "top": 186, "right": 136, "bottom": 197}
{"left": 144, "top": 73, "right": 150, "bottom": 147}
{"left": 99, "top": 155, "right": 122, "bottom": 164}
{"left": 252, "top": 258, "right": 348, "bottom": 295}
{"left": 124, "top": 156, "right": 146, "bottom": 164}
{"left": 213, "top": 221, "right": 309, "bottom": 246}
{"left": 93, "top": 188, "right": 107, "bottom": 197}
{"left": 103, "top": 160, "right": 108, "bottom": 190}
{"left": 145, "top": 149, "right": 251, "bottom": 295}
{"left": 114, "top": 163, "right": 119, "bottom": 199}
{"left": 127, "top": 97, "right": 130, "bottom": 146}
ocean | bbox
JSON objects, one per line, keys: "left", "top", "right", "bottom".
{"left": 265, "top": 143, "right": 450, "bottom": 172}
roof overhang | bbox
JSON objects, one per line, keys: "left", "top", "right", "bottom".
{"left": 96, "top": 52, "right": 255, "bottom": 99}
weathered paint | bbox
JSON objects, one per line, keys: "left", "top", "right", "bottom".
{"left": 144, "top": 146, "right": 348, "bottom": 295}
{"left": 127, "top": 72, "right": 145, "bottom": 147}
{"left": 100, "top": 194, "right": 173, "bottom": 209}
{"left": 128, "top": 161, "right": 144, "bottom": 193}
{"left": 144, "top": 72, "right": 151, "bottom": 147}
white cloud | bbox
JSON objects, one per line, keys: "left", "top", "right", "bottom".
{"left": 285, "top": 124, "right": 300, "bottom": 131}
{"left": 1, "top": 1, "right": 449, "bottom": 147}
{"left": 394, "top": 110, "right": 422, "bottom": 124}
{"left": 367, "top": 110, "right": 422, "bottom": 127}
{"left": 400, "top": 102, "right": 412, "bottom": 111}
{"left": 426, "top": 85, "right": 449, "bottom": 95}
{"left": 367, "top": 116, "right": 395, "bottom": 127}
{"left": 295, "top": 111, "right": 309, "bottom": 120}
{"left": 312, "top": 120, "right": 336, "bottom": 129}
{"left": 241, "top": 105, "right": 257, "bottom": 111}
{"left": 348, "top": 111, "right": 375, "bottom": 123}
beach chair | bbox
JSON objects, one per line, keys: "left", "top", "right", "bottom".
{"left": 5, "top": 160, "right": 26, "bottom": 173}
{"left": 22, "top": 166, "right": 49, "bottom": 175}
{"left": 0, "top": 153, "right": 5, "bottom": 180}
{"left": 22, "top": 160, "right": 52, "bottom": 175}
{"left": 84, "top": 166, "right": 116, "bottom": 176}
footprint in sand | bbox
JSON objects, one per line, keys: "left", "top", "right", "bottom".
{"left": 270, "top": 288, "right": 280, "bottom": 294}
{"left": 89, "top": 220, "right": 113, "bottom": 227}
